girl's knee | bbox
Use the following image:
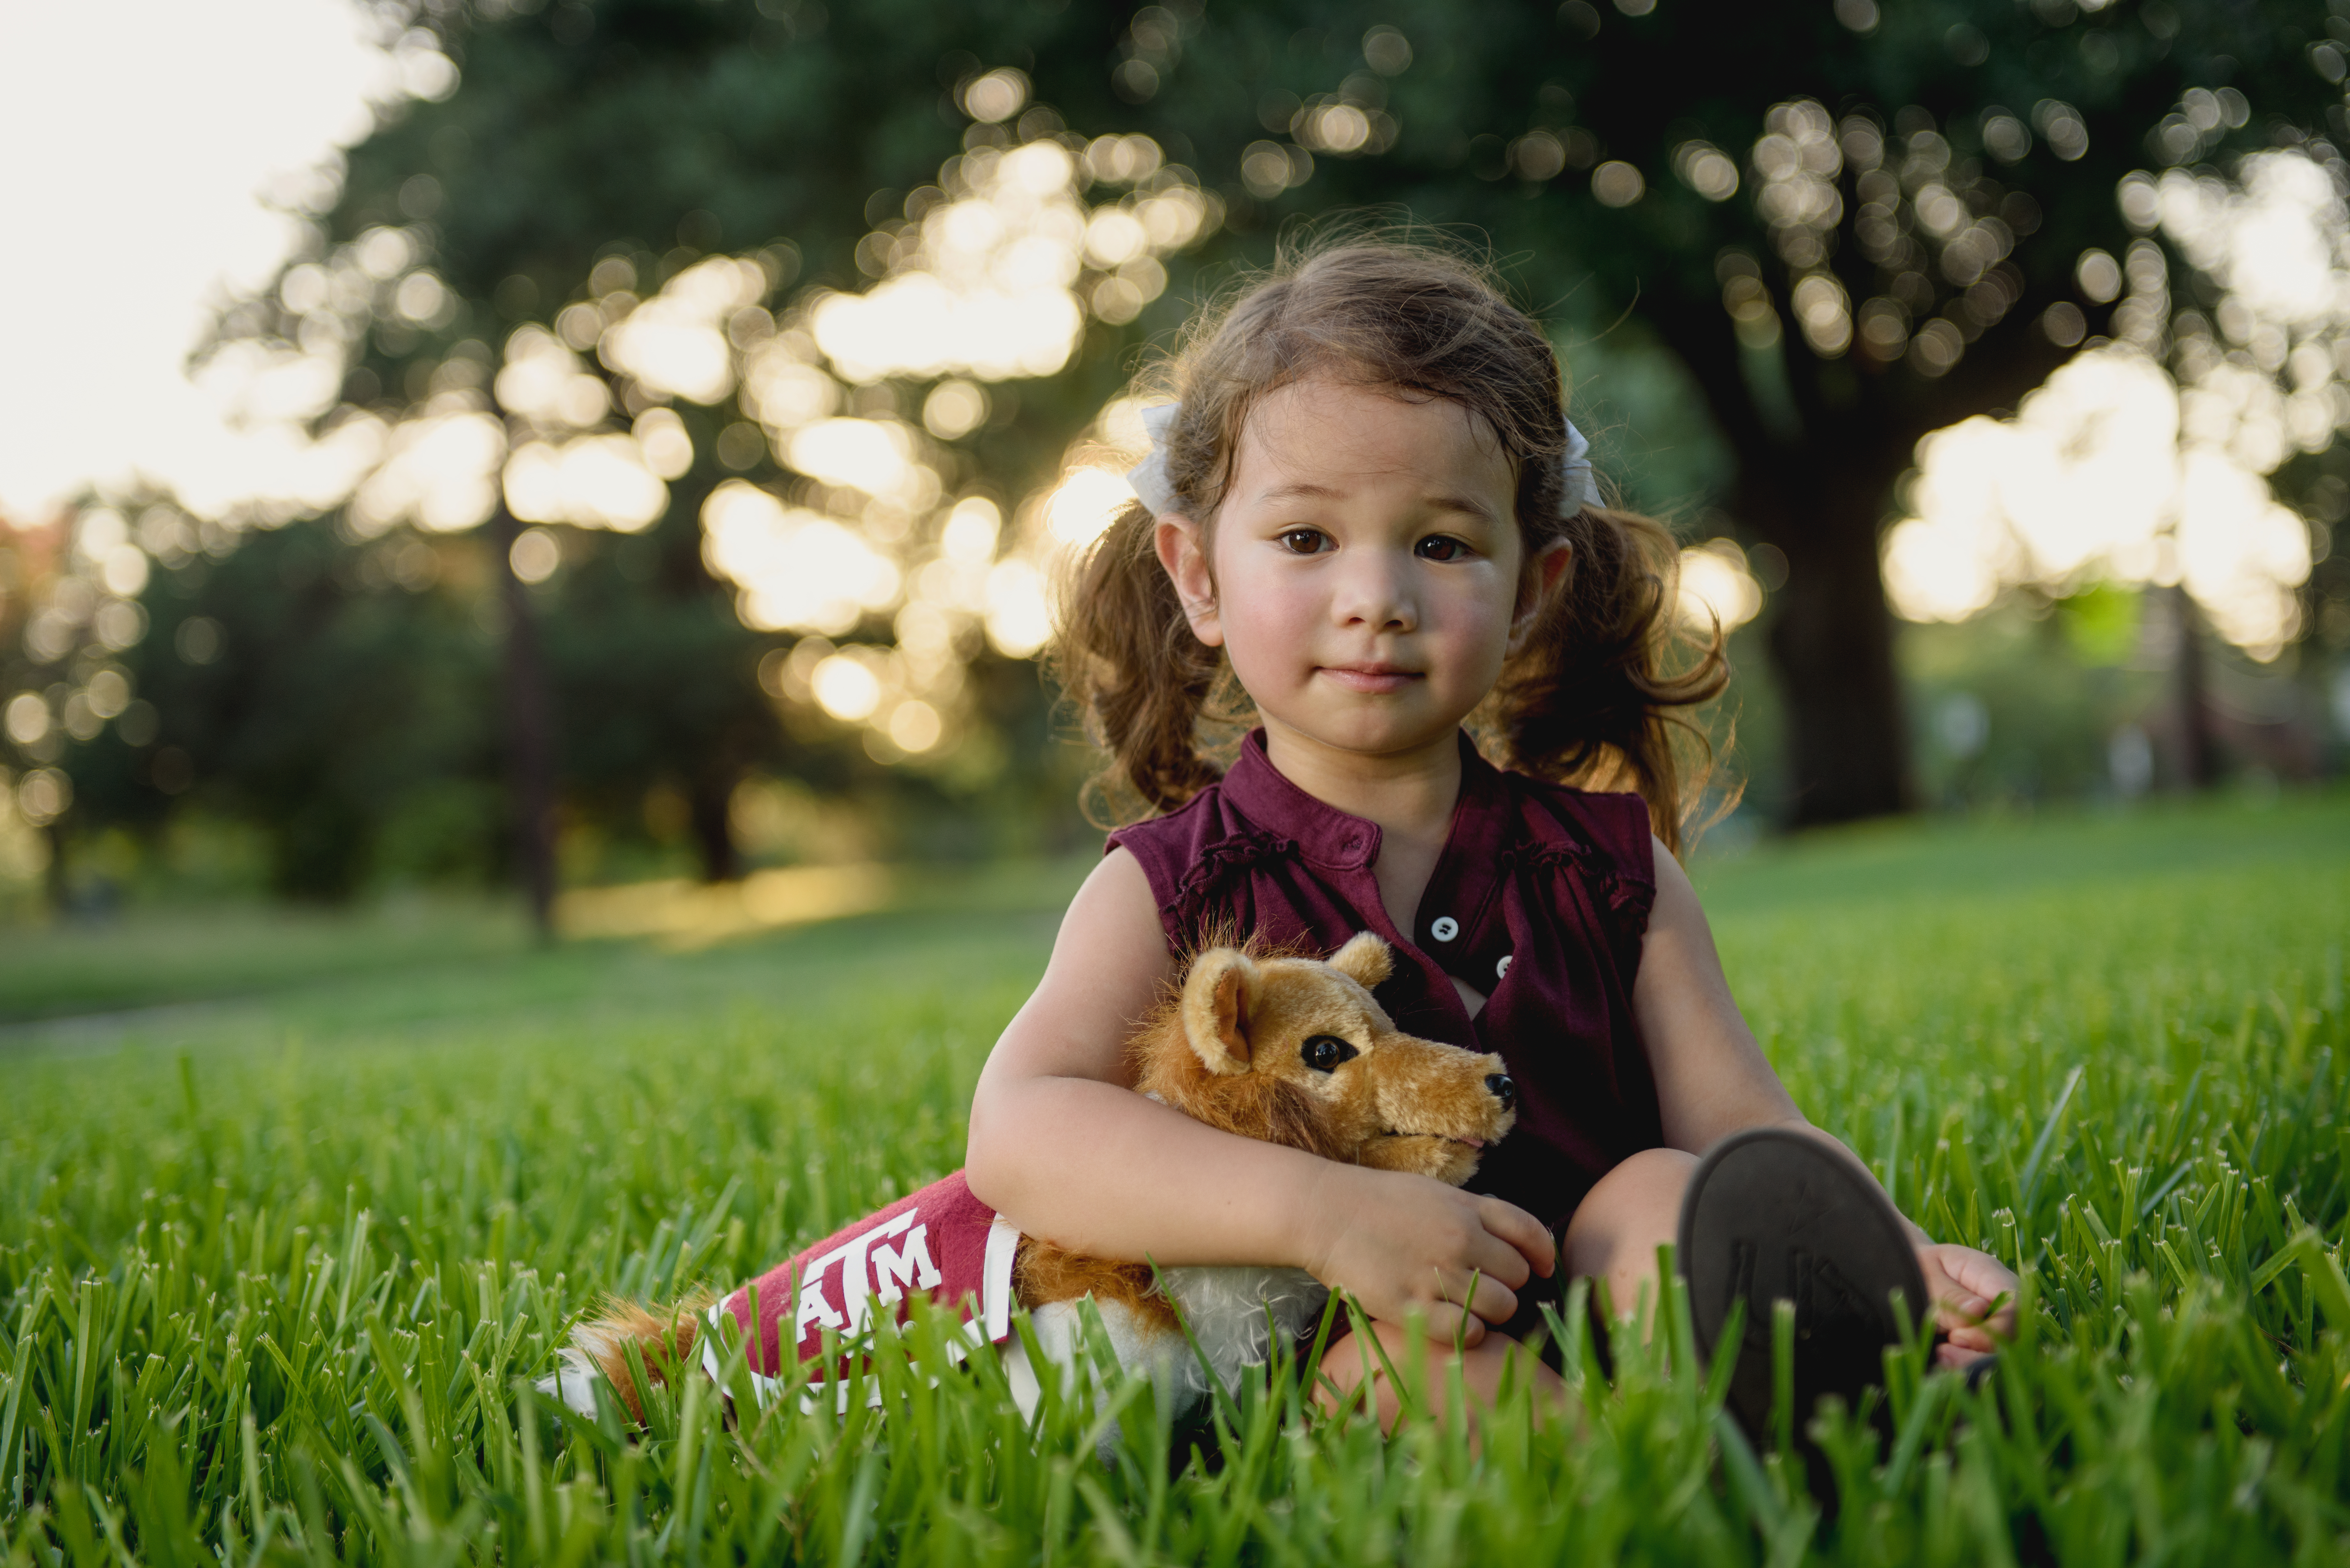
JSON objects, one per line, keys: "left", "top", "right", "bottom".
{"left": 1316, "top": 1320, "right": 1416, "bottom": 1401}
{"left": 1569, "top": 1147, "right": 1696, "bottom": 1235}
{"left": 1561, "top": 1146, "right": 1698, "bottom": 1292}
{"left": 1610, "top": 1145, "right": 1700, "bottom": 1200}
{"left": 1315, "top": 1322, "right": 1558, "bottom": 1428}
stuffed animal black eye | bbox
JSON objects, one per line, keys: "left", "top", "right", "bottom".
{"left": 1302, "top": 1035, "right": 1357, "bottom": 1073}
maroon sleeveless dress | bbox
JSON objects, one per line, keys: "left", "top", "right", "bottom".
{"left": 1108, "top": 729, "right": 1664, "bottom": 1236}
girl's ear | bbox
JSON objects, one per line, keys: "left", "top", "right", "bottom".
{"left": 1508, "top": 538, "right": 1574, "bottom": 655}
{"left": 1153, "top": 515, "right": 1225, "bottom": 648}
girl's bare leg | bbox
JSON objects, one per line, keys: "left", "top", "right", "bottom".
{"left": 1311, "top": 1148, "right": 1696, "bottom": 1429}
{"left": 1560, "top": 1146, "right": 1697, "bottom": 1328}
{"left": 1314, "top": 1320, "right": 1566, "bottom": 1431}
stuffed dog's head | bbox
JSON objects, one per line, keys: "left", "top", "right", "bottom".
{"left": 1133, "top": 933, "right": 1516, "bottom": 1186}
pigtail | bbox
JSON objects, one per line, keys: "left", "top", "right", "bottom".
{"left": 1490, "top": 506, "right": 1731, "bottom": 855}
{"left": 1050, "top": 232, "right": 1733, "bottom": 843}
{"left": 1052, "top": 501, "right": 1237, "bottom": 821}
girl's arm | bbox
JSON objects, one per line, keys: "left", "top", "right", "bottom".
{"left": 1631, "top": 843, "right": 1802, "bottom": 1153}
{"left": 1634, "top": 841, "right": 2017, "bottom": 1356}
{"left": 966, "top": 848, "right": 1553, "bottom": 1343}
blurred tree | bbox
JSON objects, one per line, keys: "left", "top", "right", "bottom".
{"left": 1030, "top": 0, "right": 2338, "bottom": 822}
{"left": 85, "top": 520, "right": 499, "bottom": 901}
{"left": 204, "top": 0, "right": 1147, "bottom": 903}
{"left": 168, "top": 0, "right": 2346, "bottom": 916}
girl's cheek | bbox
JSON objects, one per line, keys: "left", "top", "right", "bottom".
{"left": 1225, "top": 593, "right": 1312, "bottom": 665}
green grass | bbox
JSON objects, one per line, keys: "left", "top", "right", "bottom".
{"left": 3, "top": 791, "right": 2348, "bottom": 1564}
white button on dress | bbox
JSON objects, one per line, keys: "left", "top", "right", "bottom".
{"left": 1430, "top": 916, "right": 1459, "bottom": 942}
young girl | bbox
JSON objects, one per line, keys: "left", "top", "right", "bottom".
{"left": 964, "top": 240, "right": 2015, "bottom": 1423}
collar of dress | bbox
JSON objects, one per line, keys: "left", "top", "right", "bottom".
{"left": 1215, "top": 728, "right": 1513, "bottom": 877}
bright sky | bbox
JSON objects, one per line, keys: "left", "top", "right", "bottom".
{"left": 0, "top": 0, "right": 397, "bottom": 522}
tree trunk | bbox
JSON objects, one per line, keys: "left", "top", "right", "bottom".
{"left": 1636, "top": 265, "right": 2065, "bottom": 833}
{"left": 2167, "top": 583, "right": 2221, "bottom": 790}
{"left": 491, "top": 505, "right": 559, "bottom": 939}
{"left": 1744, "top": 467, "right": 1915, "bottom": 827}
{"left": 42, "top": 821, "right": 66, "bottom": 917}
{"left": 688, "top": 761, "right": 743, "bottom": 884}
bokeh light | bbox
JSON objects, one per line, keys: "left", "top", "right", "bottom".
{"left": 805, "top": 136, "right": 1209, "bottom": 383}
{"left": 34, "top": 89, "right": 1227, "bottom": 772}
{"left": 4, "top": 694, "right": 49, "bottom": 748}
{"left": 922, "top": 380, "right": 989, "bottom": 439}
{"left": 509, "top": 527, "right": 560, "bottom": 584}
{"left": 14, "top": 767, "right": 71, "bottom": 827}
{"left": 1884, "top": 349, "right": 2314, "bottom": 657}
{"left": 888, "top": 699, "right": 943, "bottom": 753}
{"left": 1677, "top": 541, "right": 1764, "bottom": 631}
{"left": 982, "top": 559, "right": 1051, "bottom": 658}
{"left": 1590, "top": 161, "right": 1646, "bottom": 207}
{"left": 496, "top": 327, "right": 613, "bottom": 428}
{"left": 784, "top": 419, "right": 925, "bottom": 502}
{"left": 671, "top": 115, "right": 1217, "bottom": 757}
{"left": 504, "top": 435, "right": 666, "bottom": 531}
{"left": 600, "top": 256, "right": 767, "bottom": 404}
{"left": 1673, "top": 141, "right": 1740, "bottom": 202}
{"left": 702, "top": 481, "right": 903, "bottom": 638}
{"left": 811, "top": 652, "right": 884, "bottom": 721}
{"left": 1879, "top": 145, "right": 2341, "bottom": 661}
{"left": 1042, "top": 467, "right": 1137, "bottom": 547}
{"left": 349, "top": 409, "right": 504, "bottom": 534}
{"left": 631, "top": 408, "right": 694, "bottom": 479}
{"left": 960, "top": 68, "right": 1029, "bottom": 125}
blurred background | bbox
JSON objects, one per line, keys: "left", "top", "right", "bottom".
{"left": 3, "top": 0, "right": 2347, "bottom": 942}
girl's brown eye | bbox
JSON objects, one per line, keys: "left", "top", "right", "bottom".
{"left": 1416, "top": 535, "right": 1469, "bottom": 562}
{"left": 1278, "top": 529, "right": 1329, "bottom": 555}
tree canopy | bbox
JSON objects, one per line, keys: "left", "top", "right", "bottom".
{"left": 10, "top": 0, "right": 2347, "bottom": 903}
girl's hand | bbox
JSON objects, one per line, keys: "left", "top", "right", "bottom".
{"left": 1916, "top": 1242, "right": 2017, "bottom": 1367}
{"left": 1300, "top": 1163, "right": 1555, "bottom": 1345}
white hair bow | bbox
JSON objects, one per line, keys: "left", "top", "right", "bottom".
{"left": 1124, "top": 403, "right": 1601, "bottom": 517}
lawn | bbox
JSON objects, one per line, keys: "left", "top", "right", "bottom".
{"left": 2, "top": 790, "right": 2347, "bottom": 1564}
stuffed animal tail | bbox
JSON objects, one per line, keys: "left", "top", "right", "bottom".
{"left": 536, "top": 1293, "right": 715, "bottom": 1422}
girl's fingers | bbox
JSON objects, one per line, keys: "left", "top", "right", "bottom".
{"left": 1935, "top": 1338, "right": 1994, "bottom": 1370}
{"left": 1921, "top": 1244, "right": 2018, "bottom": 1327}
{"left": 1384, "top": 1271, "right": 1518, "bottom": 1336}
{"left": 1918, "top": 1243, "right": 2017, "bottom": 1354}
{"left": 1448, "top": 1270, "right": 1521, "bottom": 1326}
{"left": 1464, "top": 1229, "right": 1535, "bottom": 1293}
{"left": 1413, "top": 1302, "right": 1487, "bottom": 1346}
{"left": 1939, "top": 1246, "right": 2021, "bottom": 1303}
{"left": 1936, "top": 1291, "right": 1991, "bottom": 1323}
{"left": 1478, "top": 1198, "right": 1557, "bottom": 1277}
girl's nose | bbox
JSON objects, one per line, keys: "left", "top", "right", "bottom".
{"left": 1330, "top": 548, "right": 1417, "bottom": 630}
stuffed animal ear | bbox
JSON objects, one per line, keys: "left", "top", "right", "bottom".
{"left": 1180, "top": 948, "right": 1258, "bottom": 1074}
{"left": 1329, "top": 932, "right": 1392, "bottom": 989}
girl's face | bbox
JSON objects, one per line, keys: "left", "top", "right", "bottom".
{"left": 1157, "top": 376, "right": 1563, "bottom": 768}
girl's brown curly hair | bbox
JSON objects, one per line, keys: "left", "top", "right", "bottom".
{"left": 1052, "top": 234, "right": 1730, "bottom": 852}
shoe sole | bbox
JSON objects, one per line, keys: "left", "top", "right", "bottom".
{"left": 1677, "top": 1126, "right": 1928, "bottom": 1439}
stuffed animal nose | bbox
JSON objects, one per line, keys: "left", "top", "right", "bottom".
{"left": 1485, "top": 1074, "right": 1516, "bottom": 1112}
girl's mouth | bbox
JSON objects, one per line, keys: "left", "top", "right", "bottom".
{"left": 1319, "top": 664, "right": 1423, "bottom": 695}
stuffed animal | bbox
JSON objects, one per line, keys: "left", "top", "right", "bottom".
{"left": 545, "top": 932, "right": 1517, "bottom": 1422}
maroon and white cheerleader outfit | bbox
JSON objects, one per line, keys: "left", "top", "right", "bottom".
{"left": 706, "top": 1172, "right": 1019, "bottom": 1405}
